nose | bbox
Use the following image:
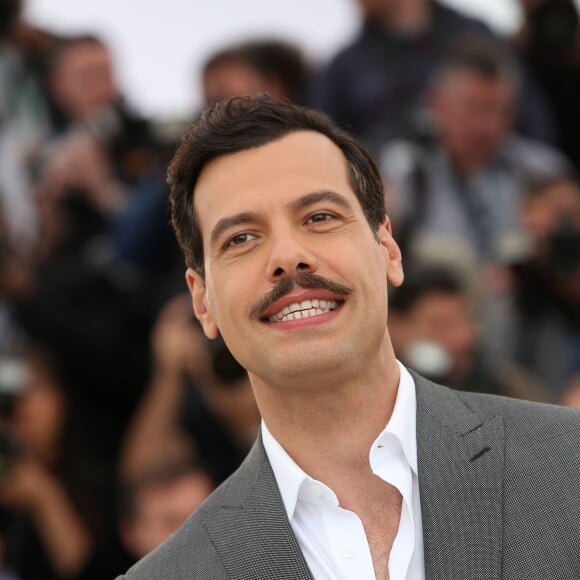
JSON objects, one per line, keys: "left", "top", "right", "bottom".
{"left": 266, "top": 233, "right": 318, "bottom": 282}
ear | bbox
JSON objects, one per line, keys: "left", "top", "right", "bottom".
{"left": 185, "top": 268, "right": 219, "bottom": 339}
{"left": 378, "top": 218, "right": 404, "bottom": 288}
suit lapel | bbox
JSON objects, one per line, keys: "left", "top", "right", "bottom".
{"left": 414, "top": 373, "right": 504, "bottom": 580}
{"left": 200, "top": 437, "right": 314, "bottom": 580}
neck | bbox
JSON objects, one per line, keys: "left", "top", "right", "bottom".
{"left": 252, "top": 348, "right": 401, "bottom": 482}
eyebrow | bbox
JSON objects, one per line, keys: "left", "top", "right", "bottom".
{"left": 209, "top": 190, "right": 353, "bottom": 247}
{"left": 289, "top": 190, "right": 353, "bottom": 213}
{"left": 210, "top": 211, "right": 264, "bottom": 247}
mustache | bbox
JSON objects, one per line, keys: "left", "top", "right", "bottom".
{"left": 250, "top": 272, "right": 353, "bottom": 319}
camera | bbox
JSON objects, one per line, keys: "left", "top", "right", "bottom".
{"left": 546, "top": 220, "right": 580, "bottom": 275}
{"left": 208, "top": 338, "right": 247, "bottom": 386}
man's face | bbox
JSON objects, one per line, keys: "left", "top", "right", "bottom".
{"left": 405, "top": 292, "right": 476, "bottom": 374}
{"left": 122, "top": 472, "right": 213, "bottom": 559}
{"left": 203, "top": 61, "right": 270, "bottom": 105}
{"left": 187, "top": 131, "right": 403, "bottom": 392}
{"left": 50, "top": 41, "right": 118, "bottom": 120}
{"left": 432, "top": 71, "right": 516, "bottom": 173}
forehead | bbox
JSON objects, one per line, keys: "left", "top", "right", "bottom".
{"left": 60, "top": 41, "right": 108, "bottom": 63}
{"left": 193, "top": 130, "right": 355, "bottom": 232}
{"left": 441, "top": 70, "right": 515, "bottom": 100}
{"left": 412, "top": 292, "right": 469, "bottom": 318}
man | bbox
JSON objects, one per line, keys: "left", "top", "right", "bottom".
{"left": 119, "top": 461, "right": 214, "bottom": 561}
{"left": 388, "top": 266, "right": 549, "bottom": 402}
{"left": 117, "top": 96, "right": 580, "bottom": 579}
{"left": 381, "top": 38, "right": 568, "bottom": 267}
{"left": 486, "top": 176, "right": 580, "bottom": 395}
{"left": 202, "top": 40, "right": 308, "bottom": 105}
{"left": 309, "top": 0, "right": 555, "bottom": 152}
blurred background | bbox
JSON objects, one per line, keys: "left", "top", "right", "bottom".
{"left": 1, "top": 0, "right": 579, "bottom": 578}
{"left": 24, "top": 0, "right": 521, "bottom": 120}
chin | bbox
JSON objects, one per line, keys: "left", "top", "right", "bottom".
{"left": 267, "top": 346, "right": 353, "bottom": 386}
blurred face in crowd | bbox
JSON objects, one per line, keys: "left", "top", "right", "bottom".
{"left": 121, "top": 471, "right": 213, "bottom": 559}
{"left": 431, "top": 70, "right": 516, "bottom": 174}
{"left": 12, "top": 356, "right": 67, "bottom": 461}
{"left": 187, "top": 130, "right": 403, "bottom": 392}
{"left": 400, "top": 291, "right": 477, "bottom": 379}
{"left": 49, "top": 40, "right": 119, "bottom": 121}
{"left": 356, "top": 0, "right": 428, "bottom": 27}
{"left": 203, "top": 60, "right": 270, "bottom": 104}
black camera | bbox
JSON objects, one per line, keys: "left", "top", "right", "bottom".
{"left": 208, "top": 338, "right": 247, "bottom": 386}
{"left": 547, "top": 220, "right": 580, "bottom": 275}
{"left": 0, "top": 426, "right": 20, "bottom": 479}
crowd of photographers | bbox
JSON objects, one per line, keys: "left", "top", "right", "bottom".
{"left": 0, "top": 0, "right": 578, "bottom": 577}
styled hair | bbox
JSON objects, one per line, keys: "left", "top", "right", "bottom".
{"left": 168, "top": 95, "right": 386, "bottom": 277}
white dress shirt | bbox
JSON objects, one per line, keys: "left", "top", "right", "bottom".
{"left": 262, "top": 362, "right": 425, "bottom": 580}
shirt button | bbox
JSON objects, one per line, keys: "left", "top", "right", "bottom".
{"left": 342, "top": 549, "right": 355, "bottom": 560}
{"left": 310, "top": 485, "right": 322, "bottom": 498}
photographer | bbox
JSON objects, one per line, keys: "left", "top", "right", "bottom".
{"left": 34, "top": 34, "right": 164, "bottom": 260}
{"left": 15, "top": 34, "right": 179, "bottom": 491}
{"left": 120, "top": 294, "right": 260, "bottom": 486}
{"left": 389, "top": 266, "right": 550, "bottom": 402}
{"left": 486, "top": 176, "right": 580, "bottom": 395}
{"left": 0, "top": 346, "right": 102, "bottom": 579}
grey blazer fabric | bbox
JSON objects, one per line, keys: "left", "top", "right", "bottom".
{"left": 117, "top": 374, "right": 580, "bottom": 579}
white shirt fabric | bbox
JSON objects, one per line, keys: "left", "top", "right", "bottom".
{"left": 261, "top": 362, "right": 425, "bottom": 580}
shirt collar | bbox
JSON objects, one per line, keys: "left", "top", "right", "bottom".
{"left": 261, "top": 419, "right": 309, "bottom": 520}
{"left": 374, "top": 361, "right": 418, "bottom": 475}
{"left": 261, "top": 360, "right": 418, "bottom": 520}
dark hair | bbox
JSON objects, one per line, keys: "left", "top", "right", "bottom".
{"left": 390, "top": 267, "right": 464, "bottom": 314}
{"left": 119, "top": 459, "right": 213, "bottom": 521}
{"left": 203, "top": 39, "right": 308, "bottom": 102}
{"left": 202, "top": 46, "right": 242, "bottom": 76}
{"left": 168, "top": 95, "right": 386, "bottom": 277}
{"left": 238, "top": 40, "right": 308, "bottom": 102}
{"left": 433, "top": 37, "right": 520, "bottom": 90}
{"left": 46, "top": 34, "right": 107, "bottom": 73}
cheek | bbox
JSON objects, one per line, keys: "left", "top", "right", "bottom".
{"left": 205, "top": 281, "right": 235, "bottom": 330}
{"left": 203, "top": 280, "right": 253, "bottom": 349}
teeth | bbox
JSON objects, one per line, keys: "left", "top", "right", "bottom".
{"left": 268, "top": 300, "right": 338, "bottom": 322}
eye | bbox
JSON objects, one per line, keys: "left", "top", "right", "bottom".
{"left": 227, "top": 232, "right": 257, "bottom": 247}
{"left": 307, "top": 212, "right": 335, "bottom": 224}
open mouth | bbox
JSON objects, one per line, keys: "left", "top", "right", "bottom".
{"left": 265, "top": 299, "right": 340, "bottom": 323}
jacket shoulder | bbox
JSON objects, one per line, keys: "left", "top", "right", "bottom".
{"left": 456, "top": 388, "right": 580, "bottom": 437}
{"left": 456, "top": 388, "right": 580, "bottom": 475}
{"left": 415, "top": 372, "right": 580, "bottom": 455}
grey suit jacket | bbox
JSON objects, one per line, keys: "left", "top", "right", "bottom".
{"left": 117, "top": 374, "right": 580, "bottom": 579}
